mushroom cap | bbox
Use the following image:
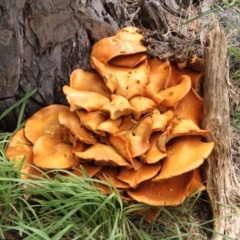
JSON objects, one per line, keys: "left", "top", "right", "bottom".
{"left": 151, "top": 109, "right": 173, "bottom": 132}
{"left": 108, "top": 53, "right": 147, "bottom": 68}
{"left": 169, "top": 62, "right": 204, "bottom": 95}
{"left": 117, "top": 162, "right": 161, "bottom": 188}
{"left": 70, "top": 68, "right": 111, "bottom": 98}
{"left": 90, "top": 30, "right": 146, "bottom": 67}
{"left": 127, "top": 170, "right": 204, "bottom": 206}
{"left": 33, "top": 135, "right": 78, "bottom": 169}
{"left": 24, "top": 104, "right": 69, "bottom": 144}
{"left": 91, "top": 57, "right": 150, "bottom": 99}
{"left": 145, "top": 132, "right": 167, "bottom": 164}
{"left": 130, "top": 96, "right": 157, "bottom": 117}
{"left": 75, "top": 143, "right": 132, "bottom": 168}
{"left": 96, "top": 167, "right": 130, "bottom": 189}
{"left": 115, "top": 26, "right": 144, "bottom": 42}
{"left": 174, "top": 88, "right": 204, "bottom": 126}
{"left": 166, "top": 117, "right": 210, "bottom": 142}
{"left": 152, "top": 136, "right": 214, "bottom": 181}
{"left": 6, "top": 128, "right": 40, "bottom": 179}
{"left": 58, "top": 110, "right": 96, "bottom": 144}
{"left": 125, "top": 115, "right": 152, "bottom": 158}
{"left": 76, "top": 110, "right": 108, "bottom": 134}
{"left": 63, "top": 85, "right": 110, "bottom": 112}
{"left": 109, "top": 134, "right": 142, "bottom": 170}
{"left": 101, "top": 94, "right": 134, "bottom": 120}
{"left": 97, "top": 117, "right": 123, "bottom": 135}
{"left": 159, "top": 75, "right": 191, "bottom": 109}
{"left": 144, "top": 59, "right": 171, "bottom": 104}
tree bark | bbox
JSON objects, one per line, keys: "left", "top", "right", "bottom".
{"left": 202, "top": 19, "right": 240, "bottom": 239}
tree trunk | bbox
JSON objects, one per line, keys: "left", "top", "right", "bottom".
{"left": 202, "top": 19, "right": 240, "bottom": 239}
{"left": 1, "top": 0, "right": 239, "bottom": 238}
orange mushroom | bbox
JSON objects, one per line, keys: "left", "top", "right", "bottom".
{"left": 6, "top": 128, "right": 40, "bottom": 179}
{"left": 90, "top": 27, "right": 147, "bottom": 68}
{"left": 33, "top": 135, "right": 78, "bottom": 169}
{"left": 70, "top": 68, "right": 111, "bottom": 98}
{"left": 144, "top": 58, "right": 171, "bottom": 104}
{"left": 24, "top": 104, "right": 69, "bottom": 144}
{"left": 58, "top": 110, "right": 96, "bottom": 144}
{"left": 117, "top": 162, "right": 161, "bottom": 188}
{"left": 74, "top": 143, "right": 132, "bottom": 168}
{"left": 101, "top": 94, "right": 134, "bottom": 119}
{"left": 63, "top": 85, "right": 110, "bottom": 112}
{"left": 91, "top": 57, "right": 150, "bottom": 99}
{"left": 127, "top": 170, "right": 205, "bottom": 206}
{"left": 158, "top": 75, "right": 191, "bottom": 109}
{"left": 144, "top": 132, "right": 167, "bottom": 164}
{"left": 152, "top": 136, "right": 214, "bottom": 181}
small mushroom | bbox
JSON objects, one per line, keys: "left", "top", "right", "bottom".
{"left": 174, "top": 88, "right": 204, "bottom": 126}
{"left": 70, "top": 68, "right": 111, "bottom": 98}
{"left": 117, "top": 162, "right": 161, "bottom": 188}
{"left": 144, "top": 58, "right": 171, "bottom": 104}
{"left": 24, "top": 104, "right": 69, "bottom": 144}
{"left": 91, "top": 57, "right": 150, "bottom": 99}
{"left": 152, "top": 136, "right": 214, "bottom": 181}
{"left": 6, "top": 128, "right": 40, "bottom": 179}
{"left": 58, "top": 110, "right": 96, "bottom": 144}
{"left": 90, "top": 27, "right": 146, "bottom": 68}
{"left": 101, "top": 94, "right": 134, "bottom": 120}
{"left": 76, "top": 110, "right": 108, "bottom": 134}
{"left": 75, "top": 143, "right": 132, "bottom": 168}
{"left": 158, "top": 75, "right": 191, "bottom": 109}
{"left": 63, "top": 85, "right": 110, "bottom": 112}
{"left": 144, "top": 132, "right": 167, "bottom": 164}
{"left": 33, "top": 135, "right": 78, "bottom": 169}
{"left": 127, "top": 170, "right": 204, "bottom": 206}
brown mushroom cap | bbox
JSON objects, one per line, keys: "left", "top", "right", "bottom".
{"left": 152, "top": 136, "right": 214, "bottom": 181}
{"left": 90, "top": 27, "right": 147, "bottom": 68}
{"left": 6, "top": 128, "right": 40, "bottom": 179}
{"left": 58, "top": 110, "right": 96, "bottom": 144}
{"left": 91, "top": 57, "right": 150, "bottom": 99}
{"left": 101, "top": 94, "right": 134, "bottom": 120}
{"left": 151, "top": 109, "right": 173, "bottom": 132}
{"left": 63, "top": 86, "right": 110, "bottom": 112}
{"left": 174, "top": 88, "right": 204, "bottom": 126}
{"left": 145, "top": 132, "right": 167, "bottom": 164}
{"left": 144, "top": 59, "right": 171, "bottom": 104}
{"left": 76, "top": 110, "right": 108, "bottom": 134}
{"left": 117, "top": 162, "right": 161, "bottom": 188}
{"left": 70, "top": 68, "right": 111, "bottom": 98}
{"left": 127, "top": 170, "right": 204, "bottom": 206}
{"left": 97, "top": 117, "right": 123, "bottom": 135}
{"left": 33, "top": 135, "right": 78, "bottom": 169}
{"left": 24, "top": 104, "right": 69, "bottom": 144}
{"left": 75, "top": 143, "right": 132, "bottom": 168}
{"left": 159, "top": 75, "right": 192, "bottom": 109}
{"left": 166, "top": 117, "right": 210, "bottom": 142}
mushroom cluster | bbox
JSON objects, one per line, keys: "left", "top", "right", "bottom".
{"left": 6, "top": 27, "right": 214, "bottom": 207}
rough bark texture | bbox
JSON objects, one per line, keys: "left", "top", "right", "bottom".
{"left": 0, "top": 0, "right": 202, "bottom": 132}
{"left": 202, "top": 20, "right": 240, "bottom": 239}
